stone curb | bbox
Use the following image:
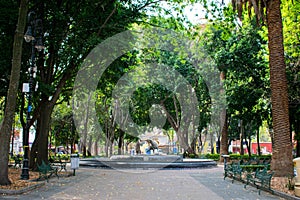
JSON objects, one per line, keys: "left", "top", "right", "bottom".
{"left": 80, "top": 158, "right": 217, "bottom": 169}
{"left": 249, "top": 184, "right": 300, "bottom": 200}
{"left": 272, "top": 190, "right": 300, "bottom": 200}
{"left": 0, "top": 182, "right": 45, "bottom": 195}
{"left": 229, "top": 175, "right": 300, "bottom": 200}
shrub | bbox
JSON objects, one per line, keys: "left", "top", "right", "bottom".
{"left": 229, "top": 154, "right": 272, "bottom": 160}
{"left": 188, "top": 154, "right": 196, "bottom": 158}
{"left": 205, "top": 153, "right": 220, "bottom": 161}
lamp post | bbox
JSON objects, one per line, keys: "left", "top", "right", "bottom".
{"left": 21, "top": 11, "right": 44, "bottom": 180}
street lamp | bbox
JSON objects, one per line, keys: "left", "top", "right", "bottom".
{"left": 21, "top": 11, "right": 44, "bottom": 180}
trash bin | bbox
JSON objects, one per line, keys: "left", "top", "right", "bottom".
{"left": 294, "top": 158, "right": 300, "bottom": 177}
{"left": 70, "top": 154, "right": 79, "bottom": 176}
{"left": 293, "top": 157, "right": 300, "bottom": 197}
{"left": 222, "top": 154, "right": 230, "bottom": 170}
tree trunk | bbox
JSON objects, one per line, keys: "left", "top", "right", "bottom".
{"left": 94, "top": 141, "right": 97, "bottom": 156}
{"left": 87, "top": 135, "right": 92, "bottom": 156}
{"left": 219, "top": 71, "right": 228, "bottom": 162}
{"left": 297, "top": 140, "right": 300, "bottom": 158}
{"left": 29, "top": 125, "right": 39, "bottom": 169}
{"left": 82, "top": 94, "right": 91, "bottom": 157}
{"left": 257, "top": 128, "right": 261, "bottom": 156}
{"left": 210, "top": 135, "right": 214, "bottom": 154}
{"left": 71, "top": 122, "right": 77, "bottom": 154}
{"left": 199, "top": 129, "right": 207, "bottom": 153}
{"left": 219, "top": 112, "right": 228, "bottom": 161}
{"left": 162, "top": 95, "right": 193, "bottom": 153}
{"left": 267, "top": 0, "right": 293, "bottom": 177}
{"left": 216, "top": 136, "right": 220, "bottom": 154}
{"left": 240, "top": 120, "right": 244, "bottom": 155}
{"left": 105, "top": 129, "right": 109, "bottom": 157}
{"left": 36, "top": 102, "right": 54, "bottom": 165}
{"left": 118, "top": 130, "right": 125, "bottom": 155}
{"left": 95, "top": 130, "right": 103, "bottom": 155}
{"left": 109, "top": 133, "right": 114, "bottom": 156}
{"left": 247, "top": 133, "right": 251, "bottom": 156}
{"left": 177, "top": 129, "right": 190, "bottom": 153}
{"left": 0, "top": 0, "right": 28, "bottom": 185}
{"left": 190, "top": 137, "right": 197, "bottom": 154}
{"left": 94, "top": 134, "right": 101, "bottom": 156}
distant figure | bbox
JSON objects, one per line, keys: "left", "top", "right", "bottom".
{"left": 136, "top": 140, "right": 141, "bottom": 154}
{"left": 146, "top": 139, "right": 158, "bottom": 151}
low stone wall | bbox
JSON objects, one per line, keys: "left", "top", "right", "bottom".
{"left": 109, "top": 155, "right": 182, "bottom": 162}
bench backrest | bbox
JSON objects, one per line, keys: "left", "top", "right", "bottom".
{"left": 37, "top": 160, "right": 54, "bottom": 172}
{"left": 255, "top": 167, "right": 273, "bottom": 180}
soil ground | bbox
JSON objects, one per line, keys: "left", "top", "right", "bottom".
{"left": 0, "top": 168, "right": 70, "bottom": 191}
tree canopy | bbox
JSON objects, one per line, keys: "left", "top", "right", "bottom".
{"left": 0, "top": 0, "right": 300, "bottom": 185}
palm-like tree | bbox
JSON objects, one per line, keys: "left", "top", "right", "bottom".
{"left": 232, "top": 0, "right": 293, "bottom": 177}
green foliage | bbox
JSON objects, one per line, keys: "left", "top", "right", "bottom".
{"left": 51, "top": 102, "right": 78, "bottom": 149}
{"left": 228, "top": 153, "right": 271, "bottom": 160}
{"left": 189, "top": 153, "right": 197, "bottom": 158}
{"left": 0, "top": 0, "right": 18, "bottom": 98}
{"left": 124, "top": 48, "right": 212, "bottom": 140}
{"left": 4, "top": 0, "right": 297, "bottom": 160}
{"left": 201, "top": 15, "right": 269, "bottom": 142}
{"left": 287, "top": 176, "right": 295, "bottom": 190}
{"left": 204, "top": 153, "right": 220, "bottom": 161}
{"left": 0, "top": 97, "right": 4, "bottom": 122}
{"left": 49, "top": 154, "right": 70, "bottom": 162}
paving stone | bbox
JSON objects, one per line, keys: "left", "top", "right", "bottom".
{"left": 0, "top": 166, "right": 288, "bottom": 200}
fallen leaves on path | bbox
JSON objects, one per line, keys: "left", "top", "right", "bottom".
{"left": 0, "top": 168, "right": 71, "bottom": 191}
{"left": 271, "top": 177, "right": 295, "bottom": 196}
{"left": 0, "top": 168, "right": 40, "bottom": 190}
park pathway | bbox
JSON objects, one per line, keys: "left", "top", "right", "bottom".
{"left": 1, "top": 165, "right": 284, "bottom": 200}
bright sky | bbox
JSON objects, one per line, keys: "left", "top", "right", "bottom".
{"left": 184, "top": 1, "right": 231, "bottom": 24}
{"left": 145, "top": 1, "right": 231, "bottom": 25}
{"left": 184, "top": 3, "right": 207, "bottom": 24}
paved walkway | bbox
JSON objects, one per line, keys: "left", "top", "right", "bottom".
{"left": 1, "top": 166, "right": 286, "bottom": 200}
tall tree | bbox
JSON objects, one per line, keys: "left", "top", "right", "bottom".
{"left": 116, "top": 22, "right": 212, "bottom": 154}
{"left": 281, "top": 0, "right": 300, "bottom": 156}
{"left": 0, "top": 0, "right": 28, "bottom": 185}
{"left": 196, "top": 2, "right": 240, "bottom": 160}
{"left": 25, "top": 0, "right": 153, "bottom": 167}
{"left": 224, "top": 22, "right": 269, "bottom": 156}
{"left": 200, "top": 22, "right": 231, "bottom": 160}
{"left": 230, "top": 0, "right": 293, "bottom": 177}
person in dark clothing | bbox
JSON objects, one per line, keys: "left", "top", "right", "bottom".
{"left": 136, "top": 140, "right": 141, "bottom": 154}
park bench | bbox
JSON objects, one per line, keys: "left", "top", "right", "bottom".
{"left": 37, "top": 160, "right": 59, "bottom": 182}
{"left": 222, "top": 155, "right": 274, "bottom": 194}
{"left": 225, "top": 156, "right": 271, "bottom": 173}
{"left": 240, "top": 157, "right": 270, "bottom": 173}
{"left": 50, "top": 157, "right": 68, "bottom": 172}
{"left": 244, "top": 167, "right": 274, "bottom": 195}
{"left": 224, "top": 161, "right": 243, "bottom": 183}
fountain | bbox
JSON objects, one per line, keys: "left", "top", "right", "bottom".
{"left": 80, "top": 139, "right": 217, "bottom": 169}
